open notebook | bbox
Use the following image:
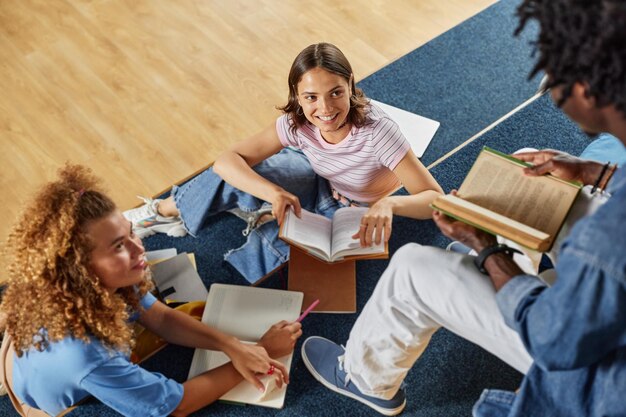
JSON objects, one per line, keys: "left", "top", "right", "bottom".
{"left": 188, "top": 284, "right": 303, "bottom": 408}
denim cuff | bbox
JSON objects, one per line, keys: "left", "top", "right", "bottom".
{"left": 472, "top": 389, "right": 516, "bottom": 417}
{"left": 496, "top": 274, "right": 546, "bottom": 330}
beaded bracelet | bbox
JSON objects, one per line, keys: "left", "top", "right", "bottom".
{"left": 598, "top": 163, "right": 618, "bottom": 192}
{"left": 591, "top": 162, "right": 610, "bottom": 194}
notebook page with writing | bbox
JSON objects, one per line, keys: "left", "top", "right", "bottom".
{"left": 188, "top": 284, "right": 303, "bottom": 408}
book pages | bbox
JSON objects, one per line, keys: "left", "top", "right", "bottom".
{"left": 330, "top": 207, "right": 384, "bottom": 260}
{"left": 459, "top": 149, "right": 580, "bottom": 237}
{"left": 282, "top": 209, "right": 332, "bottom": 260}
{"left": 280, "top": 207, "right": 387, "bottom": 262}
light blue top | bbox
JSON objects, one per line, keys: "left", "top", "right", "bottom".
{"left": 474, "top": 167, "right": 626, "bottom": 416}
{"left": 579, "top": 133, "right": 626, "bottom": 168}
{"left": 13, "top": 292, "right": 184, "bottom": 417}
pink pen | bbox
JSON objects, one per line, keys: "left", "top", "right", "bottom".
{"left": 296, "top": 299, "right": 320, "bottom": 322}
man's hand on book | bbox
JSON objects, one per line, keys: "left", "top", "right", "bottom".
{"left": 225, "top": 339, "right": 289, "bottom": 391}
{"left": 351, "top": 200, "right": 393, "bottom": 247}
{"left": 433, "top": 205, "right": 524, "bottom": 291}
{"left": 514, "top": 149, "right": 604, "bottom": 185}
{"left": 432, "top": 193, "right": 496, "bottom": 254}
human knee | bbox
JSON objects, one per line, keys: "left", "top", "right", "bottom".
{"left": 385, "top": 243, "right": 444, "bottom": 288}
{"left": 391, "top": 243, "right": 442, "bottom": 269}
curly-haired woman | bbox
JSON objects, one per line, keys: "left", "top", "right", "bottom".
{"left": 124, "top": 42, "right": 443, "bottom": 283}
{"left": 0, "top": 164, "right": 301, "bottom": 417}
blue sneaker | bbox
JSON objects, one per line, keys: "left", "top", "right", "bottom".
{"left": 301, "top": 336, "right": 406, "bottom": 416}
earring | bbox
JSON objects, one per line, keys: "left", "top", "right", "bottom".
{"left": 296, "top": 106, "right": 304, "bottom": 116}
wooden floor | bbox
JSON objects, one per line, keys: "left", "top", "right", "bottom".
{"left": 0, "top": 0, "right": 495, "bottom": 271}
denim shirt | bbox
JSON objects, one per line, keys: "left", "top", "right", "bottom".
{"left": 474, "top": 167, "right": 626, "bottom": 417}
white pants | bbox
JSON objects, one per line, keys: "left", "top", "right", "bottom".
{"left": 343, "top": 186, "right": 608, "bottom": 400}
{"left": 343, "top": 244, "right": 532, "bottom": 399}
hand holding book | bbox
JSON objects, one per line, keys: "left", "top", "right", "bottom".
{"left": 432, "top": 190, "right": 498, "bottom": 253}
{"left": 269, "top": 188, "right": 302, "bottom": 226}
{"left": 514, "top": 149, "right": 617, "bottom": 192}
{"left": 431, "top": 210, "right": 493, "bottom": 256}
{"left": 430, "top": 147, "right": 582, "bottom": 252}
{"left": 279, "top": 207, "right": 388, "bottom": 263}
{"left": 350, "top": 201, "right": 392, "bottom": 247}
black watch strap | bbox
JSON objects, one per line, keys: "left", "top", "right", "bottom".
{"left": 473, "top": 244, "right": 522, "bottom": 275}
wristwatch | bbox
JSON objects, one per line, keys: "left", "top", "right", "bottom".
{"left": 474, "top": 244, "right": 522, "bottom": 275}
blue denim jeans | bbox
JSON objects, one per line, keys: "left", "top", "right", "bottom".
{"left": 171, "top": 148, "right": 342, "bottom": 283}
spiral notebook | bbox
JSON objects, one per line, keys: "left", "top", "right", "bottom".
{"left": 188, "top": 284, "right": 303, "bottom": 409}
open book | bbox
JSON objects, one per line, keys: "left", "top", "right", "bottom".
{"left": 188, "top": 284, "right": 303, "bottom": 409}
{"left": 279, "top": 207, "right": 388, "bottom": 263}
{"left": 431, "top": 147, "right": 582, "bottom": 252}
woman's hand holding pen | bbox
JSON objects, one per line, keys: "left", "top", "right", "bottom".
{"left": 244, "top": 320, "right": 301, "bottom": 391}
{"left": 230, "top": 305, "right": 310, "bottom": 392}
{"left": 352, "top": 199, "right": 394, "bottom": 247}
{"left": 259, "top": 320, "right": 302, "bottom": 358}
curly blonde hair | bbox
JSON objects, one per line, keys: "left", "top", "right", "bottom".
{"left": 1, "top": 164, "right": 152, "bottom": 356}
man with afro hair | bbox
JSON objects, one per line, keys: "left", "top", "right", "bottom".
{"left": 301, "top": 1, "right": 626, "bottom": 416}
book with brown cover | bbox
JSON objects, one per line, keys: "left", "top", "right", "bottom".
{"left": 287, "top": 245, "right": 357, "bottom": 313}
{"left": 431, "top": 147, "right": 582, "bottom": 252}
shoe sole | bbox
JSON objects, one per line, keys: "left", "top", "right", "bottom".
{"left": 133, "top": 224, "right": 187, "bottom": 239}
{"left": 301, "top": 337, "right": 406, "bottom": 416}
{"left": 134, "top": 227, "right": 155, "bottom": 239}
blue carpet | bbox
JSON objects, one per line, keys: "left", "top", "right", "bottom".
{"left": 357, "top": 0, "right": 541, "bottom": 166}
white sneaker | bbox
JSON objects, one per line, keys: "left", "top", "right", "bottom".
{"left": 123, "top": 196, "right": 187, "bottom": 238}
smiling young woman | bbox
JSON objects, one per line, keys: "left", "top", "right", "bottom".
{"left": 294, "top": 67, "right": 353, "bottom": 144}
{"left": 123, "top": 43, "right": 443, "bottom": 284}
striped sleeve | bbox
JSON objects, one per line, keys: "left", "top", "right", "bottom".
{"left": 276, "top": 114, "right": 298, "bottom": 148}
{"left": 370, "top": 117, "right": 411, "bottom": 170}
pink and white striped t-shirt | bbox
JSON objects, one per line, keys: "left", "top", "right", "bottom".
{"left": 276, "top": 103, "right": 411, "bottom": 203}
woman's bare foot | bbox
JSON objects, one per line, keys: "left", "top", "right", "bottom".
{"left": 157, "top": 196, "right": 180, "bottom": 217}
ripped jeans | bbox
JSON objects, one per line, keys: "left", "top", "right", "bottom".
{"left": 171, "top": 148, "right": 343, "bottom": 283}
